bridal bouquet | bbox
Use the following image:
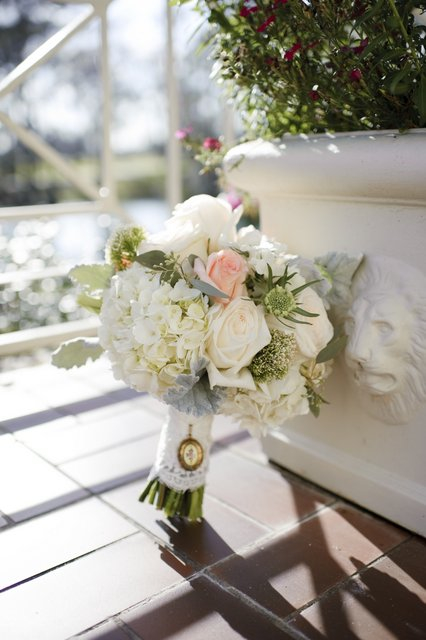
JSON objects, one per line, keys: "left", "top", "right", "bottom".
{"left": 53, "top": 195, "right": 360, "bottom": 520}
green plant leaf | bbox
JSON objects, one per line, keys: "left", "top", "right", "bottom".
{"left": 77, "top": 292, "right": 103, "bottom": 314}
{"left": 267, "top": 263, "right": 273, "bottom": 290}
{"left": 316, "top": 334, "right": 348, "bottom": 364}
{"left": 291, "top": 279, "right": 322, "bottom": 297}
{"left": 135, "top": 250, "right": 167, "bottom": 269}
{"left": 51, "top": 338, "right": 104, "bottom": 369}
{"left": 69, "top": 264, "right": 113, "bottom": 292}
{"left": 190, "top": 278, "right": 229, "bottom": 299}
{"left": 414, "top": 74, "right": 426, "bottom": 125}
{"left": 293, "top": 307, "right": 319, "bottom": 318}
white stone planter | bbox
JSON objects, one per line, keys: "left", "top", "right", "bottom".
{"left": 224, "top": 130, "right": 426, "bottom": 536}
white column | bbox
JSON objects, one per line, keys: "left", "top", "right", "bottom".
{"left": 166, "top": 0, "right": 182, "bottom": 209}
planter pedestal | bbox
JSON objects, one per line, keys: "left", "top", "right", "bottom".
{"left": 225, "top": 130, "right": 426, "bottom": 536}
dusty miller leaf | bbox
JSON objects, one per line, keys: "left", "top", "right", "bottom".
{"left": 69, "top": 264, "right": 113, "bottom": 292}
{"left": 76, "top": 292, "right": 103, "bottom": 315}
{"left": 315, "top": 252, "right": 363, "bottom": 309}
{"left": 51, "top": 338, "right": 104, "bottom": 369}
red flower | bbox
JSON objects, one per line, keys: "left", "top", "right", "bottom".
{"left": 309, "top": 89, "right": 320, "bottom": 101}
{"left": 284, "top": 42, "right": 302, "bottom": 61}
{"left": 349, "top": 68, "right": 362, "bottom": 82}
{"left": 203, "top": 137, "right": 222, "bottom": 151}
{"left": 353, "top": 38, "right": 368, "bottom": 55}
{"left": 256, "top": 14, "right": 276, "bottom": 32}
{"left": 240, "top": 1, "right": 258, "bottom": 17}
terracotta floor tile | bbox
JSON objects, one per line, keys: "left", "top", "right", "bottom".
{"left": 0, "top": 497, "right": 138, "bottom": 590}
{"left": 59, "top": 433, "right": 159, "bottom": 492}
{"left": 121, "top": 574, "right": 293, "bottom": 640}
{"left": 207, "top": 450, "right": 331, "bottom": 528}
{"left": 0, "top": 533, "right": 191, "bottom": 640}
{"left": 211, "top": 504, "right": 409, "bottom": 620}
{"left": 290, "top": 538, "right": 426, "bottom": 640}
{"left": 0, "top": 435, "right": 88, "bottom": 522}
{"left": 103, "top": 480, "right": 270, "bottom": 567}
{"left": 17, "top": 405, "right": 162, "bottom": 465}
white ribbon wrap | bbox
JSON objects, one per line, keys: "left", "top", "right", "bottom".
{"left": 150, "top": 407, "right": 214, "bottom": 492}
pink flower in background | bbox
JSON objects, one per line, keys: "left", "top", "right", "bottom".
{"left": 175, "top": 126, "right": 193, "bottom": 140}
{"left": 194, "top": 249, "right": 248, "bottom": 304}
{"left": 225, "top": 190, "right": 243, "bottom": 210}
{"left": 203, "top": 137, "right": 222, "bottom": 151}
{"left": 284, "top": 42, "right": 302, "bottom": 61}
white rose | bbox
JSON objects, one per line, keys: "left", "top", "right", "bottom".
{"left": 140, "top": 195, "right": 241, "bottom": 261}
{"left": 293, "top": 287, "right": 333, "bottom": 358}
{"left": 206, "top": 298, "right": 271, "bottom": 390}
{"left": 171, "top": 194, "right": 240, "bottom": 250}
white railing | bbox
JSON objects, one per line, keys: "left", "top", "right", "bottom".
{"left": 0, "top": 0, "right": 182, "bottom": 357}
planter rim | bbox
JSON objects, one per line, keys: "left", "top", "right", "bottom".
{"left": 224, "top": 129, "right": 426, "bottom": 202}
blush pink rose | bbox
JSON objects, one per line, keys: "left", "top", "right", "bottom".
{"left": 194, "top": 249, "right": 248, "bottom": 304}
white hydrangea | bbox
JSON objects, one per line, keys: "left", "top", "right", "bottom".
{"left": 220, "top": 364, "right": 309, "bottom": 437}
{"left": 235, "top": 225, "right": 289, "bottom": 277}
{"left": 98, "top": 262, "right": 210, "bottom": 398}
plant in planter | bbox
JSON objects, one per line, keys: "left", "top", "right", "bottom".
{"left": 176, "top": 0, "right": 426, "bottom": 136}
{"left": 175, "top": 1, "right": 426, "bottom": 536}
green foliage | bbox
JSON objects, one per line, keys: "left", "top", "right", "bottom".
{"left": 105, "top": 225, "right": 146, "bottom": 271}
{"left": 51, "top": 338, "right": 104, "bottom": 369}
{"left": 136, "top": 250, "right": 182, "bottom": 286}
{"left": 316, "top": 333, "right": 347, "bottom": 364}
{"left": 69, "top": 264, "right": 114, "bottom": 293}
{"left": 180, "top": 0, "right": 426, "bottom": 136}
{"left": 190, "top": 278, "right": 229, "bottom": 299}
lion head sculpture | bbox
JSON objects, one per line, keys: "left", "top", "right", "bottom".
{"left": 343, "top": 255, "right": 426, "bottom": 425}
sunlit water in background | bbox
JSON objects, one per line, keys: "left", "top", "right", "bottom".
{"left": 55, "top": 198, "right": 169, "bottom": 263}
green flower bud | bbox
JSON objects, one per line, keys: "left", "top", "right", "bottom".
{"left": 106, "top": 225, "right": 146, "bottom": 271}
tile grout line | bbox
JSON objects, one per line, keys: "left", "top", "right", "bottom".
{"left": 0, "top": 530, "right": 143, "bottom": 595}
{"left": 281, "top": 534, "right": 416, "bottom": 626}
{"left": 200, "top": 570, "right": 308, "bottom": 639}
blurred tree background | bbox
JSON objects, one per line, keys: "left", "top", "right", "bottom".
{"left": 0, "top": 0, "right": 225, "bottom": 357}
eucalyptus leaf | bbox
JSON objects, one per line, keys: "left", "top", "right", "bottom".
{"left": 316, "top": 334, "right": 347, "bottom": 364}
{"left": 135, "top": 250, "right": 167, "bottom": 269}
{"left": 52, "top": 338, "right": 104, "bottom": 369}
{"left": 190, "top": 278, "right": 229, "bottom": 299}
{"left": 69, "top": 264, "right": 113, "bottom": 292}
